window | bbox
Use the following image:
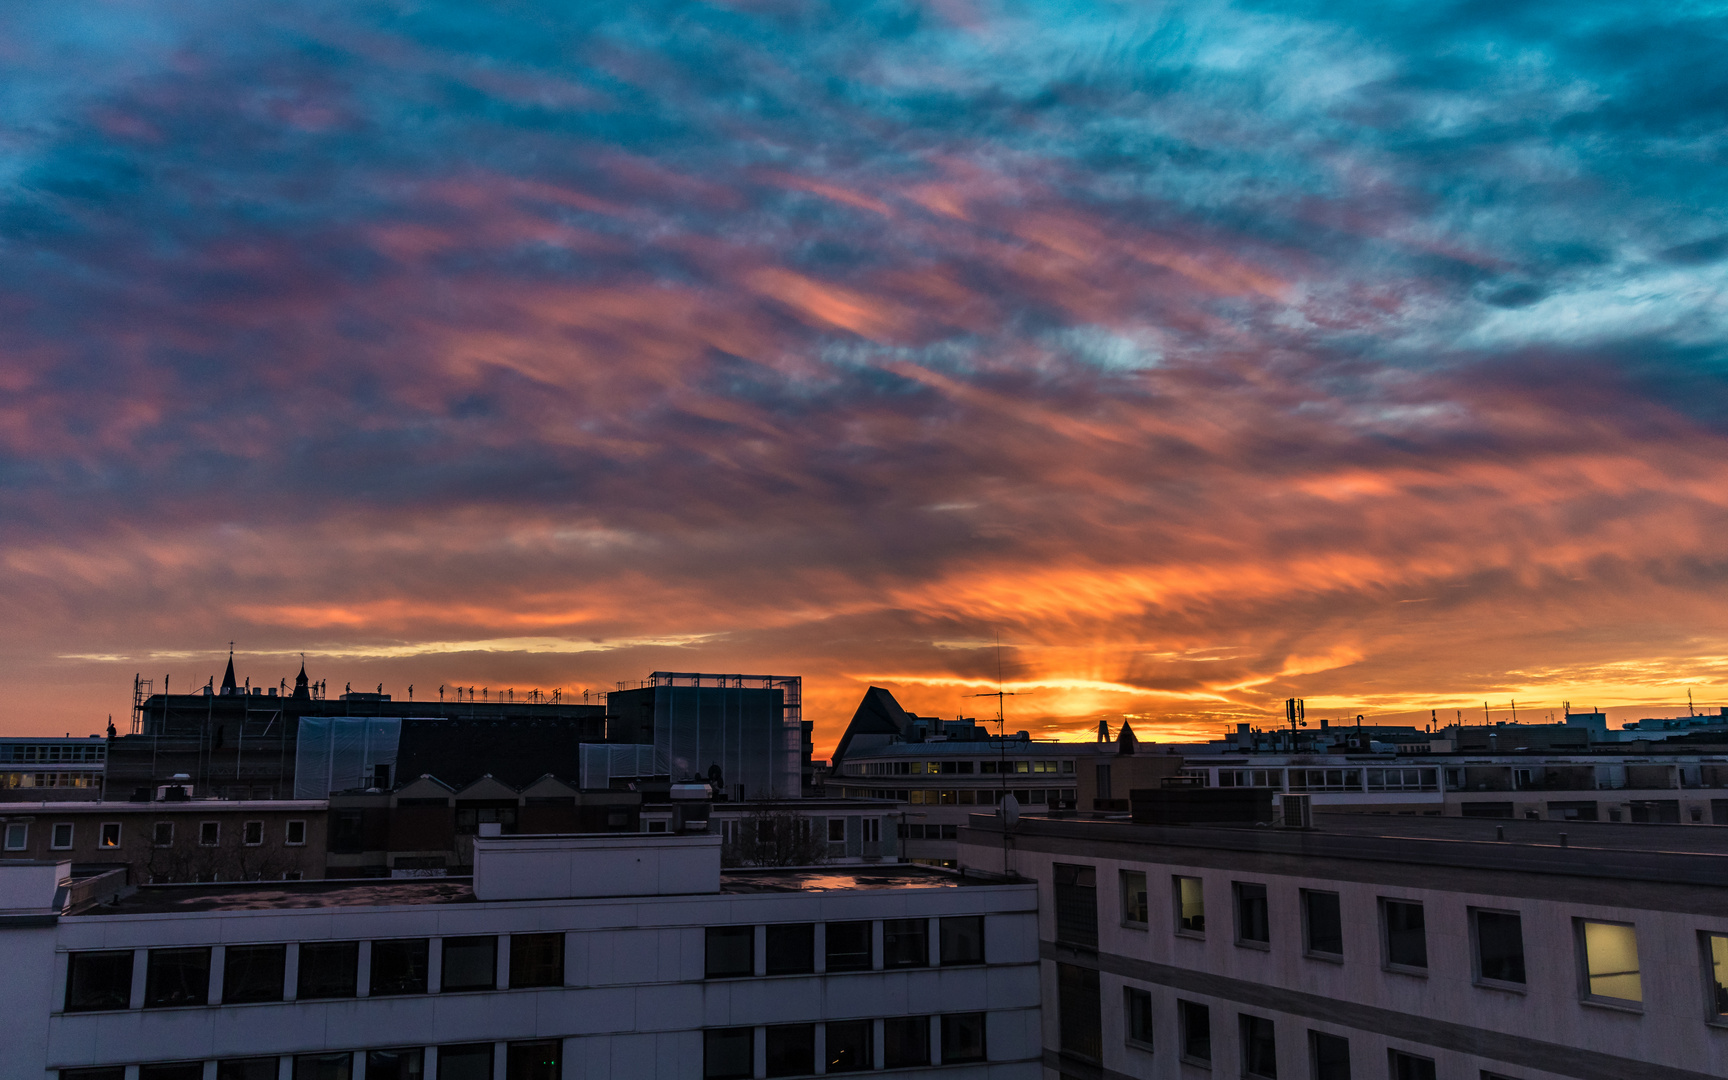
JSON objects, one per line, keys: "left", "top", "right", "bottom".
{"left": 199, "top": 821, "right": 219, "bottom": 846}
{"left": 442, "top": 936, "right": 498, "bottom": 991}
{"left": 370, "top": 939, "right": 429, "bottom": 996}
{"left": 51, "top": 822, "right": 73, "bottom": 850}
{"left": 297, "top": 941, "right": 359, "bottom": 999}
{"left": 1235, "top": 882, "right": 1270, "bottom": 946}
{"left": 765, "top": 1023, "right": 815, "bottom": 1078}
{"left": 505, "top": 1040, "right": 559, "bottom": 1080}
{"left": 1302, "top": 890, "right": 1343, "bottom": 958}
{"left": 1054, "top": 863, "right": 1099, "bottom": 948}
{"left": 828, "top": 818, "right": 846, "bottom": 842}
{"left": 941, "top": 1013, "right": 987, "bottom": 1064}
{"left": 884, "top": 1017, "right": 930, "bottom": 1068}
{"left": 704, "top": 1027, "right": 754, "bottom": 1080}
{"left": 509, "top": 933, "right": 564, "bottom": 988}
{"left": 1175, "top": 876, "right": 1205, "bottom": 935}
{"left": 1389, "top": 1050, "right": 1437, "bottom": 1080}
{"left": 218, "top": 1060, "right": 280, "bottom": 1080}
{"left": 1057, "top": 962, "right": 1103, "bottom": 1060}
{"left": 223, "top": 944, "right": 286, "bottom": 1003}
{"left": 152, "top": 822, "right": 173, "bottom": 848}
{"left": 1472, "top": 909, "right": 1526, "bottom": 986}
{"left": 1309, "top": 1032, "right": 1349, "bottom": 1080}
{"left": 1124, "top": 986, "right": 1154, "bottom": 1049}
{"left": 1705, "top": 932, "right": 1728, "bottom": 1020}
{"left": 99, "top": 822, "right": 121, "bottom": 848}
{"left": 243, "top": 820, "right": 264, "bottom": 846}
{"left": 940, "top": 915, "right": 984, "bottom": 965}
{"left": 826, "top": 1019, "right": 873, "bottom": 1072}
{"left": 1382, "top": 900, "right": 1427, "bottom": 970}
{"left": 62, "top": 1070, "right": 126, "bottom": 1080}
{"left": 1240, "top": 1014, "right": 1277, "bottom": 1079}
{"left": 436, "top": 1045, "right": 492, "bottom": 1080}
{"left": 766, "top": 923, "right": 814, "bottom": 976}
{"left": 364, "top": 1050, "right": 423, "bottom": 1080}
{"left": 705, "top": 926, "right": 754, "bottom": 978}
{"left": 64, "top": 950, "right": 134, "bottom": 1012}
{"left": 1121, "top": 871, "right": 1149, "bottom": 927}
{"left": 3, "top": 822, "right": 25, "bottom": 850}
{"left": 883, "top": 918, "right": 929, "bottom": 968}
{"left": 145, "top": 946, "right": 211, "bottom": 1007}
{"left": 285, "top": 820, "right": 306, "bottom": 845}
{"left": 825, "top": 921, "right": 872, "bottom": 972}
{"left": 1179, "top": 1000, "right": 1211, "bottom": 1064}
{"left": 142, "top": 1065, "right": 206, "bottom": 1080}
{"left": 1577, "top": 920, "right": 1641, "bottom": 1004}
{"left": 294, "top": 1054, "right": 352, "bottom": 1080}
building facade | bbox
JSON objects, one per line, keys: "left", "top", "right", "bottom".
{"left": 0, "top": 799, "right": 328, "bottom": 882}
{"left": 1, "top": 737, "right": 108, "bottom": 802}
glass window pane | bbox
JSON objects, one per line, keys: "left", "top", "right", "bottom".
{"left": 223, "top": 945, "right": 286, "bottom": 1004}
{"left": 1708, "top": 933, "right": 1728, "bottom": 1017}
{"left": 1057, "top": 963, "right": 1102, "bottom": 1060}
{"left": 703, "top": 1028, "right": 753, "bottom": 1080}
{"left": 939, "top": 916, "right": 984, "bottom": 966}
{"left": 437, "top": 1045, "right": 492, "bottom": 1080}
{"left": 882, "top": 919, "right": 928, "bottom": 969}
{"left": 62, "top": 1070, "right": 126, "bottom": 1080}
{"left": 1474, "top": 910, "right": 1526, "bottom": 984}
{"left": 1240, "top": 1015, "right": 1277, "bottom": 1079}
{"left": 883, "top": 1017, "right": 929, "bottom": 1069}
{"left": 370, "top": 940, "right": 428, "bottom": 996}
{"left": 1383, "top": 901, "right": 1427, "bottom": 969}
{"left": 825, "top": 1020, "right": 873, "bottom": 1073}
{"left": 1121, "top": 871, "right": 1148, "bottom": 925}
{"left": 765, "top": 1023, "right": 815, "bottom": 1079}
{"left": 1310, "top": 1032, "right": 1349, "bottom": 1080}
{"left": 1179, "top": 1000, "right": 1211, "bottom": 1062}
{"left": 941, "top": 1013, "right": 987, "bottom": 1064}
{"left": 441, "top": 937, "right": 497, "bottom": 992}
{"left": 141, "top": 1065, "right": 204, "bottom": 1080}
{"left": 766, "top": 924, "right": 814, "bottom": 976}
{"left": 1236, "top": 883, "right": 1270, "bottom": 944}
{"left": 508, "top": 934, "right": 563, "bottom": 989}
{"left": 65, "top": 951, "right": 134, "bottom": 1012}
{"left": 1303, "top": 892, "right": 1343, "bottom": 956}
{"left": 1053, "top": 864, "right": 1099, "bottom": 948}
{"left": 297, "top": 942, "right": 359, "bottom": 999}
{"left": 1390, "top": 1050, "right": 1437, "bottom": 1080}
{"left": 364, "top": 1050, "right": 423, "bottom": 1080}
{"left": 218, "top": 1060, "right": 279, "bottom": 1080}
{"left": 146, "top": 947, "right": 211, "bottom": 1008}
{"left": 1124, "top": 988, "right": 1153, "bottom": 1047}
{"left": 705, "top": 926, "right": 754, "bottom": 978}
{"left": 1581, "top": 921, "right": 1642, "bottom": 1002}
{"left": 1176, "top": 877, "right": 1205, "bottom": 934}
{"left": 293, "top": 1054, "right": 352, "bottom": 1080}
{"left": 825, "top": 922, "right": 871, "bottom": 972}
{"left": 504, "top": 1040, "right": 559, "bottom": 1080}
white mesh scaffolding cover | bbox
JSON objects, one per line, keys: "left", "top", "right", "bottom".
{"left": 579, "top": 743, "right": 657, "bottom": 791}
{"left": 293, "top": 717, "right": 403, "bottom": 798}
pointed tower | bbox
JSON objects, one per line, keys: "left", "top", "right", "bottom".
{"left": 293, "top": 658, "right": 311, "bottom": 700}
{"left": 220, "top": 646, "right": 238, "bottom": 696}
{"left": 1116, "top": 720, "right": 1139, "bottom": 756}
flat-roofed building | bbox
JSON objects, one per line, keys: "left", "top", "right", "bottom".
{"left": 1, "top": 737, "right": 108, "bottom": 802}
{"left": 959, "top": 810, "right": 1728, "bottom": 1080}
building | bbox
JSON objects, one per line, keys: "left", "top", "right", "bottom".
{"left": 1, "top": 737, "right": 108, "bottom": 801}
{"left": 0, "top": 798, "right": 328, "bottom": 882}
{"left": 4, "top": 832, "right": 1042, "bottom": 1080}
{"left": 604, "top": 673, "right": 806, "bottom": 800}
{"left": 958, "top": 810, "right": 1728, "bottom": 1080}
{"left": 826, "top": 688, "right": 1084, "bottom": 865}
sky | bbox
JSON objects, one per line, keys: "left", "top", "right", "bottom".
{"left": 3, "top": 0, "right": 1728, "bottom": 754}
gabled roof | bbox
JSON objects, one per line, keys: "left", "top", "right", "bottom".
{"left": 520, "top": 774, "right": 579, "bottom": 799}
{"left": 833, "top": 686, "right": 915, "bottom": 764}
{"left": 452, "top": 774, "right": 520, "bottom": 801}
{"left": 394, "top": 774, "right": 456, "bottom": 802}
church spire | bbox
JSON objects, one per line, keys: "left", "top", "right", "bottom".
{"left": 293, "top": 654, "right": 310, "bottom": 699}
{"left": 220, "top": 643, "right": 238, "bottom": 695}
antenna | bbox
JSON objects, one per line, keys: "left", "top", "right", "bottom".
{"left": 967, "top": 634, "right": 1029, "bottom": 873}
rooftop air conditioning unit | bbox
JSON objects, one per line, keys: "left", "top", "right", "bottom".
{"left": 1280, "top": 793, "right": 1313, "bottom": 829}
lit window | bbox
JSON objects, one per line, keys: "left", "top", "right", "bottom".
{"left": 1578, "top": 920, "right": 1641, "bottom": 1004}
{"left": 199, "top": 822, "right": 220, "bottom": 846}
{"left": 1705, "top": 932, "right": 1728, "bottom": 1020}
{"left": 51, "top": 822, "right": 73, "bottom": 850}
{"left": 1174, "top": 876, "right": 1205, "bottom": 935}
{"left": 99, "top": 822, "right": 121, "bottom": 849}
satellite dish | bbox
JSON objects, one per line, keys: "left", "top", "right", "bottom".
{"left": 998, "top": 794, "right": 1020, "bottom": 830}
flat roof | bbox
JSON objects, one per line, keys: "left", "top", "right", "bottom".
{"left": 719, "top": 865, "right": 990, "bottom": 893}
{"left": 0, "top": 800, "right": 327, "bottom": 812}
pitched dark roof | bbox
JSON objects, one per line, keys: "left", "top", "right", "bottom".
{"left": 833, "top": 686, "right": 914, "bottom": 764}
{"left": 220, "top": 651, "right": 238, "bottom": 694}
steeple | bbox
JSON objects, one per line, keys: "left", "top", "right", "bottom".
{"left": 1116, "top": 720, "right": 1139, "bottom": 755}
{"left": 293, "top": 655, "right": 310, "bottom": 700}
{"left": 220, "top": 644, "right": 238, "bottom": 696}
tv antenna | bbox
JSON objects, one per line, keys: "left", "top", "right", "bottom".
{"left": 967, "top": 636, "right": 1029, "bottom": 873}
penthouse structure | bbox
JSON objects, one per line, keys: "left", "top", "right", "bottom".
{"left": 1, "top": 737, "right": 108, "bottom": 801}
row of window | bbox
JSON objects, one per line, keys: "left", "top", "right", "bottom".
{"left": 1211, "top": 768, "right": 1440, "bottom": 793}
{"left": 1055, "top": 864, "right": 1728, "bottom": 1016}
{"left": 860, "top": 788, "right": 1072, "bottom": 805}
{"left": 703, "top": 917, "right": 985, "bottom": 978}
{"left": 0, "top": 742, "right": 106, "bottom": 763}
{"left": 0, "top": 771, "right": 101, "bottom": 788}
{"left": 705, "top": 1014, "right": 987, "bottom": 1079}
{"left": 64, "top": 934, "right": 564, "bottom": 1013}
{"left": 1059, "top": 973, "right": 1467, "bottom": 1080}
{"left": 856, "top": 760, "right": 1070, "bottom": 776}
{"left": 60, "top": 1042, "right": 552, "bottom": 1080}
{"left": 4, "top": 819, "right": 308, "bottom": 852}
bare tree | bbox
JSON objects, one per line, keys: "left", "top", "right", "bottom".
{"left": 721, "top": 804, "right": 829, "bottom": 868}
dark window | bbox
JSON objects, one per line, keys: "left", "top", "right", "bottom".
{"left": 1179, "top": 1000, "right": 1211, "bottom": 1063}
{"left": 1629, "top": 800, "right": 1680, "bottom": 824}
{"left": 505, "top": 1040, "right": 559, "bottom": 1080}
{"left": 219, "top": 1060, "right": 280, "bottom": 1080}
{"left": 146, "top": 947, "right": 211, "bottom": 1007}
{"left": 704, "top": 1028, "right": 753, "bottom": 1080}
{"left": 1240, "top": 1015, "right": 1277, "bottom": 1079}
{"left": 243, "top": 821, "right": 264, "bottom": 846}
{"left": 1121, "top": 871, "right": 1148, "bottom": 926}
{"left": 1310, "top": 1031, "right": 1350, "bottom": 1080}
{"left": 437, "top": 1045, "right": 492, "bottom": 1080}
{"left": 293, "top": 1054, "right": 353, "bottom": 1080}
{"left": 883, "top": 1017, "right": 929, "bottom": 1068}
{"left": 141, "top": 1065, "right": 205, "bottom": 1080}
{"left": 65, "top": 950, "right": 134, "bottom": 1012}
{"left": 766, "top": 924, "right": 814, "bottom": 976}
{"left": 64, "top": 1070, "right": 127, "bottom": 1080}
{"left": 825, "top": 1020, "right": 873, "bottom": 1072}
{"left": 941, "top": 1013, "right": 987, "bottom": 1063}
{"left": 939, "top": 916, "right": 985, "bottom": 965}
{"left": 765, "top": 1023, "right": 815, "bottom": 1078}
{"left": 285, "top": 820, "right": 306, "bottom": 845}
{"left": 152, "top": 822, "right": 174, "bottom": 847}
{"left": 199, "top": 821, "right": 220, "bottom": 846}
{"left": 1390, "top": 1050, "right": 1437, "bottom": 1080}
{"left": 1460, "top": 802, "right": 1514, "bottom": 819}
{"left": 1302, "top": 891, "right": 1343, "bottom": 957}
{"left": 442, "top": 936, "right": 498, "bottom": 992}
{"left": 297, "top": 941, "right": 359, "bottom": 999}
{"left": 223, "top": 944, "right": 286, "bottom": 1003}
{"left": 705, "top": 926, "right": 755, "bottom": 978}
{"left": 825, "top": 922, "right": 872, "bottom": 972}
{"left": 365, "top": 1050, "right": 422, "bottom": 1080}
{"left": 1383, "top": 900, "right": 1428, "bottom": 969}
{"left": 1235, "top": 883, "right": 1270, "bottom": 945}
{"left": 370, "top": 939, "right": 429, "bottom": 996}
{"left": 1175, "top": 876, "right": 1205, "bottom": 935}
{"left": 1473, "top": 909, "right": 1526, "bottom": 984}
{"left": 882, "top": 918, "right": 929, "bottom": 968}
{"left": 1053, "top": 864, "right": 1099, "bottom": 949}
{"left": 1124, "top": 987, "right": 1153, "bottom": 1048}
{"left": 1057, "top": 962, "right": 1102, "bottom": 1060}
{"left": 509, "top": 934, "right": 564, "bottom": 989}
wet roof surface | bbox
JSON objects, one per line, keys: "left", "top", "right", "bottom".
{"left": 720, "top": 865, "right": 986, "bottom": 892}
